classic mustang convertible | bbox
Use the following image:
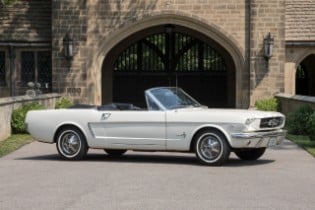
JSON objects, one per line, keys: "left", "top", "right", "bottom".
{"left": 25, "top": 87, "right": 286, "bottom": 166}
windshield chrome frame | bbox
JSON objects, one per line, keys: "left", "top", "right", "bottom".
{"left": 145, "top": 87, "right": 201, "bottom": 111}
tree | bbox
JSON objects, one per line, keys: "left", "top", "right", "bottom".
{"left": 1, "top": 0, "right": 17, "bottom": 6}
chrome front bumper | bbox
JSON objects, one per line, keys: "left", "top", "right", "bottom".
{"left": 230, "top": 129, "right": 287, "bottom": 148}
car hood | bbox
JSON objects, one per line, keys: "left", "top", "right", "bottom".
{"left": 173, "top": 107, "right": 284, "bottom": 124}
{"left": 178, "top": 107, "right": 281, "bottom": 116}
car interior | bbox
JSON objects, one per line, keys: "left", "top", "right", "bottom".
{"left": 68, "top": 103, "right": 142, "bottom": 111}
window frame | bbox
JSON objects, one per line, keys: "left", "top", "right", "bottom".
{"left": 19, "top": 49, "right": 52, "bottom": 91}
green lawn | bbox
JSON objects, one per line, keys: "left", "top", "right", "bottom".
{"left": 287, "top": 134, "right": 315, "bottom": 157}
{"left": 0, "top": 134, "right": 33, "bottom": 158}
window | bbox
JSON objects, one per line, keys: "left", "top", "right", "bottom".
{"left": 21, "top": 51, "right": 51, "bottom": 91}
{"left": 21, "top": 51, "right": 35, "bottom": 86}
{"left": 0, "top": 51, "right": 5, "bottom": 86}
{"left": 37, "top": 51, "right": 52, "bottom": 89}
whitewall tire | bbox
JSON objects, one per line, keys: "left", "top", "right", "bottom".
{"left": 194, "top": 129, "right": 230, "bottom": 166}
{"left": 56, "top": 127, "right": 88, "bottom": 160}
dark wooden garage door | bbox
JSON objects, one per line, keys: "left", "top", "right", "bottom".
{"left": 113, "top": 31, "right": 230, "bottom": 108}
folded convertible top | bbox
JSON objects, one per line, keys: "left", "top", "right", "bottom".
{"left": 68, "top": 103, "right": 140, "bottom": 111}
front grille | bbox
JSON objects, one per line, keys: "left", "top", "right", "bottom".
{"left": 260, "top": 117, "right": 284, "bottom": 128}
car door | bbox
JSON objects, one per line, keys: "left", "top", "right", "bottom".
{"left": 89, "top": 110, "right": 166, "bottom": 150}
{"left": 165, "top": 110, "right": 197, "bottom": 151}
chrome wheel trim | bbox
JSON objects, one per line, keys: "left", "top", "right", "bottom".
{"left": 58, "top": 130, "right": 82, "bottom": 158}
{"left": 197, "top": 133, "right": 223, "bottom": 163}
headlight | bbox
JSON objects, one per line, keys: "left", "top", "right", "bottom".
{"left": 245, "top": 118, "right": 257, "bottom": 126}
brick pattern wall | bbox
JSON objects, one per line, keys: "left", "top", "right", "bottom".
{"left": 53, "top": 0, "right": 248, "bottom": 104}
{"left": 249, "top": 0, "right": 285, "bottom": 105}
{"left": 0, "top": 0, "right": 51, "bottom": 42}
{"left": 0, "top": 0, "right": 312, "bottom": 107}
{"left": 87, "top": 0, "right": 246, "bottom": 49}
{"left": 286, "top": 0, "right": 315, "bottom": 41}
{"left": 52, "top": 0, "right": 286, "bottom": 107}
{"left": 51, "top": 0, "right": 88, "bottom": 103}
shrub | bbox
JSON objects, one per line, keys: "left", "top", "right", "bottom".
{"left": 11, "top": 102, "right": 44, "bottom": 134}
{"left": 255, "top": 98, "right": 279, "bottom": 111}
{"left": 286, "top": 105, "right": 314, "bottom": 135}
{"left": 307, "top": 112, "right": 315, "bottom": 141}
{"left": 55, "top": 97, "right": 73, "bottom": 109}
{"left": 2, "top": 0, "right": 17, "bottom": 5}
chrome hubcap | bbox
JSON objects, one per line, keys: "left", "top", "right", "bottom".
{"left": 199, "top": 135, "right": 222, "bottom": 160}
{"left": 60, "top": 132, "right": 81, "bottom": 156}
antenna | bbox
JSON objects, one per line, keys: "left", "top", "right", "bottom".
{"left": 175, "top": 72, "right": 178, "bottom": 89}
{"left": 175, "top": 72, "right": 178, "bottom": 96}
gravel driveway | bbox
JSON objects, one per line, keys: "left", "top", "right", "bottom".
{"left": 0, "top": 140, "right": 314, "bottom": 210}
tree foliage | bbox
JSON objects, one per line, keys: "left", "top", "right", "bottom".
{"left": 1, "top": 0, "right": 17, "bottom": 5}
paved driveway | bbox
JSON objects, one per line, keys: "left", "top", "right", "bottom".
{"left": 0, "top": 140, "right": 314, "bottom": 210}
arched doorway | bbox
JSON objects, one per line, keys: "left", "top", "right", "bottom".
{"left": 296, "top": 54, "right": 315, "bottom": 96}
{"left": 102, "top": 25, "right": 236, "bottom": 108}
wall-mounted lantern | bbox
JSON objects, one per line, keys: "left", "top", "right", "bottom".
{"left": 63, "top": 32, "right": 73, "bottom": 60}
{"left": 264, "top": 32, "right": 274, "bottom": 60}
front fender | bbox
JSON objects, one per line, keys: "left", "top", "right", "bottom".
{"left": 189, "top": 124, "right": 233, "bottom": 149}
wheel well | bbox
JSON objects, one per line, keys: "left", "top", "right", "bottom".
{"left": 189, "top": 127, "right": 231, "bottom": 152}
{"left": 53, "top": 124, "right": 85, "bottom": 143}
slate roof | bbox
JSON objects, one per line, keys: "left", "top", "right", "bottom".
{"left": 286, "top": 0, "right": 315, "bottom": 41}
{"left": 0, "top": 0, "right": 51, "bottom": 43}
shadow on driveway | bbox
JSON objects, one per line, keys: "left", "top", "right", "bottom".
{"left": 16, "top": 152, "right": 275, "bottom": 167}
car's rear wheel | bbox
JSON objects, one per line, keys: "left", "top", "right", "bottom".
{"left": 234, "top": 148, "right": 266, "bottom": 161}
{"left": 104, "top": 149, "right": 127, "bottom": 156}
{"left": 56, "top": 127, "right": 88, "bottom": 160}
{"left": 194, "top": 129, "right": 230, "bottom": 166}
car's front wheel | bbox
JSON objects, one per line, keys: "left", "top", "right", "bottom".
{"left": 234, "top": 148, "right": 266, "bottom": 161}
{"left": 56, "top": 127, "right": 88, "bottom": 160}
{"left": 194, "top": 129, "right": 230, "bottom": 166}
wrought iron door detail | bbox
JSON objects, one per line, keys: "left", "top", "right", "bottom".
{"left": 114, "top": 32, "right": 227, "bottom": 73}
{"left": 112, "top": 29, "right": 232, "bottom": 108}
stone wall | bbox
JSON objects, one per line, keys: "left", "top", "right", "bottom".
{"left": 51, "top": 0, "right": 88, "bottom": 103}
{"left": 0, "top": 94, "right": 61, "bottom": 141}
{"left": 0, "top": 0, "right": 52, "bottom": 98}
{"left": 87, "top": 0, "right": 247, "bottom": 49}
{"left": 284, "top": 46, "right": 315, "bottom": 95}
{"left": 0, "top": 0, "right": 314, "bottom": 108}
{"left": 284, "top": 0, "right": 315, "bottom": 97}
{"left": 52, "top": 0, "right": 248, "bottom": 105}
{"left": 51, "top": 0, "right": 287, "bottom": 108}
{"left": 249, "top": 0, "right": 285, "bottom": 105}
{"left": 276, "top": 93, "right": 315, "bottom": 116}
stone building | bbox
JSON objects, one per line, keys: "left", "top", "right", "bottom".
{"left": 0, "top": 0, "right": 314, "bottom": 108}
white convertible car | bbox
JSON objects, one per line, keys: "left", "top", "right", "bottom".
{"left": 25, "top": 87, "right": 286, "bottom": 166}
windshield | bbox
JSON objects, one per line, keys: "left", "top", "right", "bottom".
{"left": 145, "top": 87, "right": 201, "bottom": 110}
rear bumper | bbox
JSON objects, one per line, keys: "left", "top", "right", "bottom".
{"left": 230, "top": 129, "right": 286, "bottom": 148}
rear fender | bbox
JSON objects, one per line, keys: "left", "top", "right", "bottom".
{"left": 54, "top": 121, "right": 90, "bottom": 147}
